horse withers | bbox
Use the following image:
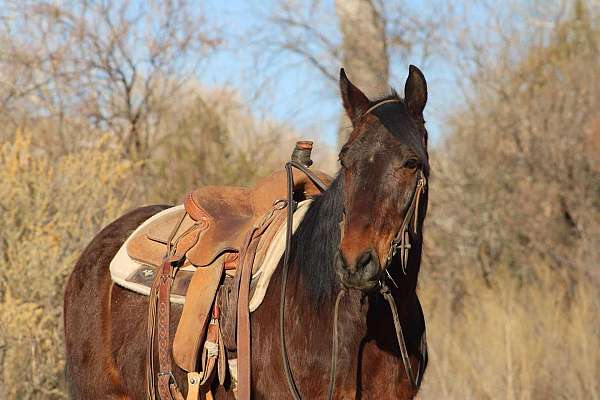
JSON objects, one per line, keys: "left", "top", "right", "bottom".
{"left": 64, "top": 65, "right": 430, "bottom": 399}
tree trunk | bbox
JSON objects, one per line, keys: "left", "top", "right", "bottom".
{"left": 335, "top": 0, "right": 389, "bottom": 145}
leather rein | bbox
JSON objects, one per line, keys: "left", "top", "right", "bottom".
{"left": 280, "top": 131, "right": 427, "bottom": 398}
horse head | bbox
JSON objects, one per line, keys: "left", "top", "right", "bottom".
{"left": 335, "top": 66, "right": 430, "bottom": 290}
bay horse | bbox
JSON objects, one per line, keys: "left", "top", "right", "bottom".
{"left": 64, "top": 65, "right": 430, "bottom": 399}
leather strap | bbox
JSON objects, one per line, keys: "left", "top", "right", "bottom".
{"left": 380, "top": 283, "right": 418, "bottom": 391}
{"left": 363, "top": 99, "right": 402, "bottom": 116}
{"left": 279, "top": 161, "right": 330, "bottom": 400}
{"left": 235, "top": 204, "right": 283, "bottom": 400}
{"left": 156, "top": 260, "right": 184, "bottom": 400}
{"left": 236, "top": 232, "right": 259, "bottom": 400}
{"left": 183, "top": 298, "right": 221, "bottom": 400}
{"left": 172, "top": 260, "right": 224, "bottom": 372}
{"left": 186, "top": 373, "right": 201, "bottom": 400}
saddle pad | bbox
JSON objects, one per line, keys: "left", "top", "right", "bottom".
{"left": 110, "top": 205, "right": 192, "bottom": 304}
{"left": 109, "top": 200, "right": 313, "bottom": 310}
{"left": 248, "top": 199, "right": 311, "bottom": 311}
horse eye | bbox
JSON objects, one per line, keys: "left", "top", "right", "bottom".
{"left": 402, "top": 158, "right": 419, "bottom": 170}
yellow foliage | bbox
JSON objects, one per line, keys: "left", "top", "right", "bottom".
{"left": 0, "top": 131, "right": 135, "bottom": 399}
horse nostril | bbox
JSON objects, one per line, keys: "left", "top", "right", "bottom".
{"left": 335, "top": 250, "right": 348, "bottom": 270}
{"left": 355, "top": 251, "right": 373, "bottom": 271}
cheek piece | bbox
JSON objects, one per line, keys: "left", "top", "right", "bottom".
{"left": 385, "top": 170, "right": 427, "bottom": 275}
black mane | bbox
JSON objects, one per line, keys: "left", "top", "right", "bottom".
{"left": 288, "top": 173, "right": 344, "bottom": 307}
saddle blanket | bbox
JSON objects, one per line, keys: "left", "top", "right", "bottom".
{"left": 109, "top": 200, "right": 312, "bottom": 311}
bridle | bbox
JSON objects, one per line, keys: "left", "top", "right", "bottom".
{"left": 380, "top": 169, "right": 427, "bottom": 390}
{"left": 385, "top": 171, "right": 427, "bottom": 275}
{"left": 279, "top": 99, "right": 427, "bottom": 399}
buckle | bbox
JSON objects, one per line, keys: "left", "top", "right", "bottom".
{"left": 158, "top": 371, "right": 175, "bottom": 383}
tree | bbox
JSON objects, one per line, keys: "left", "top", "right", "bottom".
{"left": 335, "top": 0, "right": 389, "bottom": 142}
{"left": 426, "top": 0, "right": 600, "bottom": 282}
{"left": 143, "top": 85, "right": 308, "bottom": 203}
{"left": 251, "top": 0, "right": 446, "bottom": 147}
{"left": 0, "top": 0, "right": 220, "bottom": 157}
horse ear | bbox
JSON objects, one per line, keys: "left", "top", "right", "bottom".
{"left": 340, "top": 68, "right": 370, "bottom": 125}
{"left": 404, "top": 65, "right": 427, "bottom": 118}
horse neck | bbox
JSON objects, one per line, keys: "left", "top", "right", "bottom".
{"left": 269, "top": 174, "right": 425, "bottom": 389}
{"left": 285, "top": 174, "right": 344, "bottom": 312}
{"left": 279, "top": 177, "right": 368, "bottom": 379}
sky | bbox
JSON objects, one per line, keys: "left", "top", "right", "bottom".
{"left": 198, "top": 0, "right": 463, "bottom": 149}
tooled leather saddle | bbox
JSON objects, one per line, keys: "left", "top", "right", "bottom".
{"left": 127, "top": 143, "right": 331, "bottom": 400}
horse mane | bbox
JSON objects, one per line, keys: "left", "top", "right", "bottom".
{"left": 288, "top": 173, "right": 344, "bottom": 307}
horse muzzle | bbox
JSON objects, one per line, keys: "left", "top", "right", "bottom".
{"left": 335, "top": 249, "right": 382, "bottom": 290}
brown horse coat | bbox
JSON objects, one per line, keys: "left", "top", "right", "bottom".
{"left": 64, "top": 66, "right": 430, "bottom": 399}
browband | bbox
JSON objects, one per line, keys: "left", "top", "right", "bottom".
{"left": 342, "top": 99, "right": 402, "bottom": 151}
{"left": 363, "top": 99, "right": 402, "bottom": 116}
{"left": 341, "top": 99, "right": 403, "bottom": 152}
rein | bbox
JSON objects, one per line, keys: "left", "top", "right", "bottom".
{"left": 279, "top": 99, "right": 426, "bottom": 398}
{"left": 280, "top": 161, "right": 331, "bottom": 400}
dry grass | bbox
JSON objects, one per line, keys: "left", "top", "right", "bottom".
{"left": 418, "top": 264, "right": 600, "bottom": 400}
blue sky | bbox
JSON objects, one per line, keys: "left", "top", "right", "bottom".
{"left": 199, "top": 0, "right": 463, "bottom": 149}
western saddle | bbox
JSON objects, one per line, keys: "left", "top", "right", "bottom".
{"left": 126, "top": 142, "right": 331, "bottom": 400}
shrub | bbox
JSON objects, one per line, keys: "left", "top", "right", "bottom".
{"left": 0, "top": 132, "right": 135, "bottom": 399}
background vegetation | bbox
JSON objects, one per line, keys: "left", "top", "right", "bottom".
{"left": 0, "top": 0, "right": 598, "bottom": 399}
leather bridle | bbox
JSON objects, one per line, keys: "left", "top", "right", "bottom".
{"left": 379, "top": 170, "right": 427, "bottom": 390}
{"left": 279, "top": 99, "right": 427, "bottom": 399}
{"left": 385, "top": 171, "right": 427, "bottom": 275}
